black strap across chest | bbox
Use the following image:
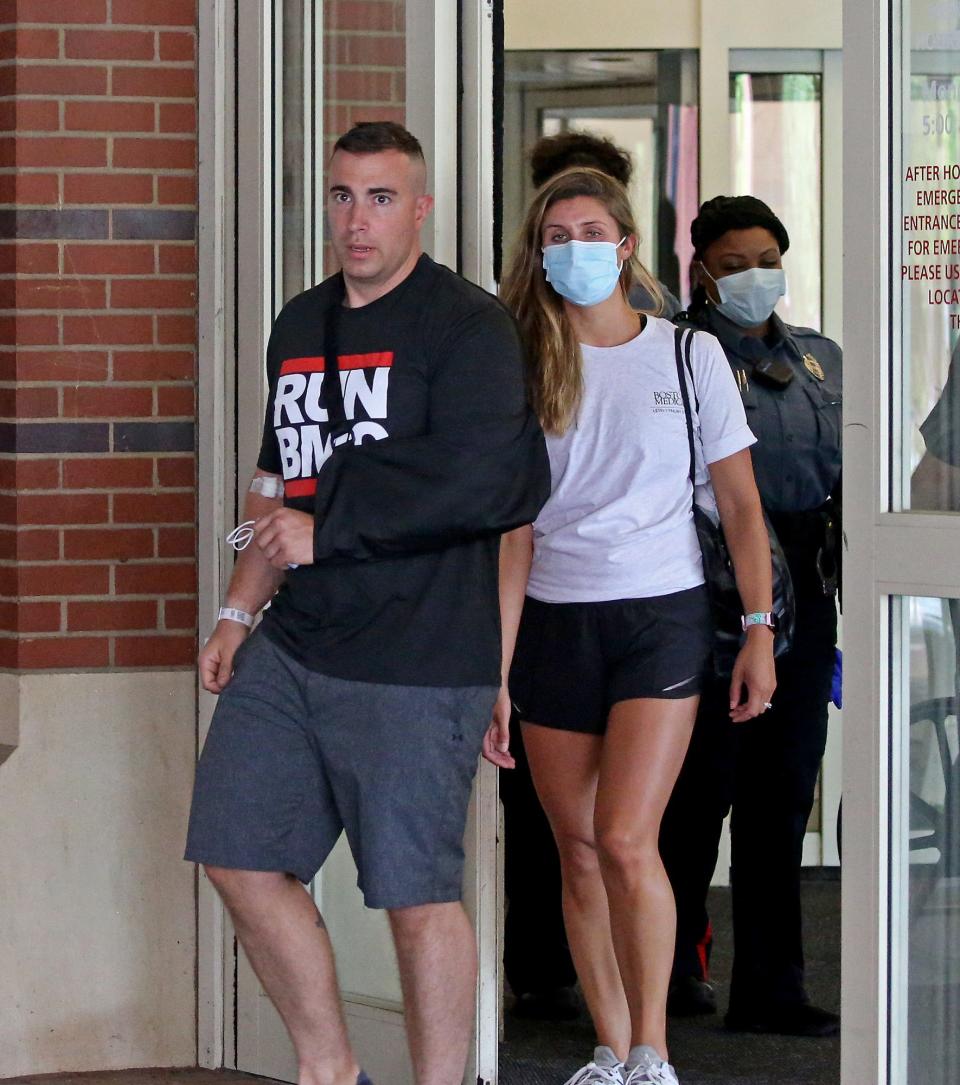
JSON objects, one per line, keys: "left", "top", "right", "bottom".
{"left": 322, "top": 278, "right": 350, "bottom": 440}
{"left": 673, "top": 326, "right": 698, "bottom": 488}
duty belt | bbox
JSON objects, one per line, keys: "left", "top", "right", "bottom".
{"left": 767, "top": 503, "right": 839, "bottom": 597}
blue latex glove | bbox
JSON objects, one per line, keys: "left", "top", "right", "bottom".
{"left": 831, "top": 648, "right": 842, "bottom": 709}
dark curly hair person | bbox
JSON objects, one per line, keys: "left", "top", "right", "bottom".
{"left": 524, "top": 131, "right": 682, "bottom": 318}
{"left": 530, "top": 131, "right": 633, "bottom": 189}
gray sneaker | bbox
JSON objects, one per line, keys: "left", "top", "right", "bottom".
{"left": 622, "top": 1045, "right": 679, "bottom": 1085}
{"left": 562, "top": 1045, "right": 624, "bottom": 1085}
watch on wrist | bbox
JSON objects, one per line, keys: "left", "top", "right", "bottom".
{"left": 742, "top": 611, "right": 778, "bottom": 632}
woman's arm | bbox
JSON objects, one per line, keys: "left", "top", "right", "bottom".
{"left": 482, "top": 524, "right": 534, "bottom": 768}
{"left": 707, "top": 449, "right": 777, "bottom": 722}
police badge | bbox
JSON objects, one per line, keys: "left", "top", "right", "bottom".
{"left": 803, "top": 353, "right": 825, "bottom": 381}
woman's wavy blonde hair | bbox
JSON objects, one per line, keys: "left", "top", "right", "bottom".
{"left": 501, "top": 167, "right": 663, "bottom": 434}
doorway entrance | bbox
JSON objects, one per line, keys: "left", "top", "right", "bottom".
{"left": 497, "top": 18, "right": 843, "bottom": 1082}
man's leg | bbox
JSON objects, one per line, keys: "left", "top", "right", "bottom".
{"left": 310, "top": 676, "right": 499, "bottom": 1084}
{"left": 206, "top": 865, "right": 359, "bottom": 1085}
{"left": 186, "top": 633, "right": 359, "bottom": 1082}
{"left": 388, "top": 901, "right": 477, "bottom": 1085}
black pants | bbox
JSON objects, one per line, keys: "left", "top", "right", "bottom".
{"left": 500, "top": 720, "right": 577, "bottom": 996}
{"left": 660, "top": 557, "right": 837, "bottom": 1012}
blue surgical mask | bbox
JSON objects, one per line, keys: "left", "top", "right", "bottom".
{"left": 542, "top": 237, "right": 626, "bottom": 307}
{"left": 702, "top": 265, "right": 786, "bottom": 327}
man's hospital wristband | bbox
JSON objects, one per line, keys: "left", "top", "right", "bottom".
{"left": 218, "top": 606, "right": 254, "bottom": 628}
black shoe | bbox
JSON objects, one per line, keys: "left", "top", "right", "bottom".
{"left": 724, "top": 1002, "right": 840, "bottom": 1037}
{"left": 667, "top": 975, "right": 717, "bottom": 1016}
{"left": 510, "top": 986, "right": 581, "bottom": 1021}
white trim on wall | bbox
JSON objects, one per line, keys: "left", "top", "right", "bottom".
{"left": 842, "top": 0, "right": 891, "bottom": 1079}
{"left": 459, "top": 9, "right": 500, "bottom": 1080}
{"left": 504, "top": 0, "right": 840, "bottom": 51}
{"left": 405, "top": 0, "right": 459, "bottom": 268}
{"left": 196, "top": 0, "right": 234, "bottom": 1068}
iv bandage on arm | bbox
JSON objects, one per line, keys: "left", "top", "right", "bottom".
{"left": 249, "top": 474, "right": 284, "bottom": 499}
{"left": 227, "top": 473, "right": 298, "bottom": 569}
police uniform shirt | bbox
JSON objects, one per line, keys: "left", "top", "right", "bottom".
{"left": 920, "top": 339, "right": 960, "bottom": 467}
{"left": 692, "top": 307, "right": 842, "bottom": 514}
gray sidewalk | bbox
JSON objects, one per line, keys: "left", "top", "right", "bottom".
{"left": 1, "top": 882, "right": 839, "bottom": 1085}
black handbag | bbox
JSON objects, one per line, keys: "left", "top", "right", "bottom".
{"left": 673, "top": 327, "right": 795, "bottom": 676}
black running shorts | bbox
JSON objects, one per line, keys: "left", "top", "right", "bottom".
{"left": 508, "top": 585, "right": 712, "bottom": 735}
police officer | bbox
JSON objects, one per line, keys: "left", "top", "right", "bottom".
{"left": 659, "top": 195, "right": 842, "bottom": 1036}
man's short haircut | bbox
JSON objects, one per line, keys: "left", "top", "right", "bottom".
{"left": 530, "top": 131, "right": 633, "bottom": 189}
{"left": 333, "top": 121, "right": 425, "bottom": 161}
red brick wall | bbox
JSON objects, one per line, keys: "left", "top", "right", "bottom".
{"left": 323, "top": 0, "right": 405, "bottom": 274}
{"left": 324, "top": 0, "right": 405, "bottom": 146}
{"left": 1, "top": 0, "right": 198, "bottom": 669}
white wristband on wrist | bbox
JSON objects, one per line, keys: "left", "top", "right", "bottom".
{"left": 218, "top": 606, "right": 254, "bottom": 628}
{"left": 741, "top": 611, "right": 776, "bottom": 631}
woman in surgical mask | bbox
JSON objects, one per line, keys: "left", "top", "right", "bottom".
{"left": 493, "top": 169, "right": 776, "bottom": 1085}
{"left": 659, "top": 197, "right": 842, "bottom": 1038}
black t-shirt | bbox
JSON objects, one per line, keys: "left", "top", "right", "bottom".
{"left": 256, "top": 254, "right": 550, "bottom": 686}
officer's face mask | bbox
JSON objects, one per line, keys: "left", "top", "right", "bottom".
{"left": 542, "top": 237, "right": 626, "bottom": 308}
{"left": 701, "top": 264, "right": 786, "bottom": 327}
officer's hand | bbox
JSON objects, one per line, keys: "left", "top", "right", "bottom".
{"left": 482, "top": 685, "right": 515, "bottom": 769}
{"left": 253, "top": 508, "right": 315, "bottom": 568}
{"left": 728, "top": 629, "right": 777, "bottom": 723}
{"left": 199, "top": 620, "right": 249, "bottom": 694}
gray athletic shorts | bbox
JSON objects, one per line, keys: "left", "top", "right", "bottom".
{"left": 184, "top": 628, "right": 498, "bottom": 909}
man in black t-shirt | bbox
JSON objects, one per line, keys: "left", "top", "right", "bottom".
{"left": 184, "top": 122, "right": 549, "bottom": 1085}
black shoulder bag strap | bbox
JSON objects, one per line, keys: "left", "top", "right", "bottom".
{"left": 322, "top": 276, "right": 351, "bottom": 445}
{"left": 673, "top": 325, "right": 697, "bottom": 493}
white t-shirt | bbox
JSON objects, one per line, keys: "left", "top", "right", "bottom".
{"left": 527, "top": 316, "right": 756, "bottom": 603}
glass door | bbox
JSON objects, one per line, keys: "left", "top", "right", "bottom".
{"left": 730, "top": 63, "right": 823, "bottom": 331}
{"left": 728, "top": 49, "right": 844, "bottom": 871}
{"left": 844, "top": 1, "right": 960, "bottom": 1082}
{"left": 502, "top": 50, "right": 699, "bottom": 305}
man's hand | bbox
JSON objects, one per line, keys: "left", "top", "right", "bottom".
{"left": 482, "top": 685, "right": 516, "bottom": 769}
{"left": 253, "top": 508, "right": 315, "bottom": 568}
{"left": 728, "top": 629, "right": 777, "bottom": 723}
{"left": 199, "top": 619, "right": 250, "bottom": 694}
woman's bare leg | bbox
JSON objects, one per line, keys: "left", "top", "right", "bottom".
{"left": 522, "top": 722, "right": 631, "bottom": 1058}
{"left": 594, "top": 696, "right": 699, "bottom": 1059}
